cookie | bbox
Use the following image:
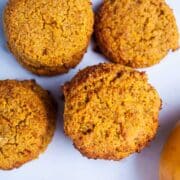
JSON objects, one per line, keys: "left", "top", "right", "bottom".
{"left": 0, "top": 80, "right": 56, "bottom": 170}
{"left": 63, "top": 63, "right": 161, "bottom": 160}
{"left": 95, "top": 0, "right": 179, "bottom": 68}
{"left": 4, "top": 0, "right": 94, "bottom": 75}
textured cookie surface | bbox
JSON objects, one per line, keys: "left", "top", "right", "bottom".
{"left": 4, "top": 0, "right": 94, "bottom": 75}
{"left": 63, "top": 63, "right": 161, "bottom": 160}
{"left": 0, "top": 80, "right": 56, "bottom": 170}
{"left": 95, "top": 0, "right": 179, "bottom": 68}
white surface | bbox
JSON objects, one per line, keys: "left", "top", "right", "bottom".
{"left": 0, "top": 0, "right": 179, "bottom": 179}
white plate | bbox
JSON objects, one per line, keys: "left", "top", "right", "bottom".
{"left": 0, "top": 0, "right": 179, "bottom": 179}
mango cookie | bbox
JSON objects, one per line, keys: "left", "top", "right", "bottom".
{"left": 4, "top": 0, "right": 94, "bottom": 76}
{"left": 95, "top": 0, "right": 179, "bottom": 68}
{"left": 0, "top": 80, "right": 56, "bottom": 170}
{"left": 63, "top": 63, "right": 161, "bottom": 160}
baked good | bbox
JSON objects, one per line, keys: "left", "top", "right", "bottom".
{"left": 63, "top": 63, "right": 161, "bottom": 160}
{"left": 0, "top": 80, "right": 56, "bottom": 170}
{"left": 4, "top": 0, "right": 94, "bottom": 75}
{"left": 95, "top": 0, "right": 179, "bottom": 68}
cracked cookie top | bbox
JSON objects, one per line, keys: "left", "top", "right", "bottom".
{"left": 0, "top": 80, "right": 56, "bottom": 170}
{"left": 95, "top": 0, "right": 179, "bottom": 68}
{"left": 63, "top": 63, "right": 161, "bottom": 160}
{"left": 4, "top": 0, "right": 94, "bottom": 75}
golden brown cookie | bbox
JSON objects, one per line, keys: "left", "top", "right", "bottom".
{"left": 63, "top": 63, "right": 161, "bottom": 160}
{"left": 4, "top": 0, "right": 94, "bottom": 76}
{"left": 95, "top": 0, "right": 179, "bottom": 68}
{"left": 0, "top": 80, "right": 56, "bottom": 170}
